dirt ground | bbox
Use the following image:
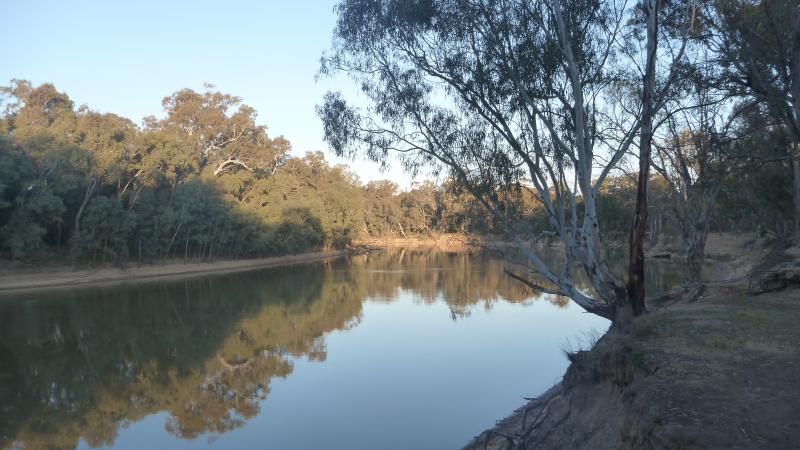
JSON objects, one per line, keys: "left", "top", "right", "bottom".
{"left": 464, "top": 239, "right": 800, "bottom": 450}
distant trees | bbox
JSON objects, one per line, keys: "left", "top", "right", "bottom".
{"left": 0, "top": 82, "right": 359, "bottom": 262}
{"left": 0, "top": 76, "right": 655, "bottom": 267}
{"left": 363, "top": 180, "right": 403, "bottom": 236}
{"left": 0, "top": 81, "right": 539, "bottom": 263}
{"left": 1, "top": 81, "right": 81, "bottom": 259}
{"left": 399, "top": 181, "right": 439, "bottom": 234}
{"left": 649, "top": 50, "right": 736, "bottom": 273}
{"left": 72, "top": 111, "right": 137, "bottom": 236}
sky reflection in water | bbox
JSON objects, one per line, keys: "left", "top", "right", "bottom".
{"left": 0, "top": 250, "right": 683, "bottom": 450}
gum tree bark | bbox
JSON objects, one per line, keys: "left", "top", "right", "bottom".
{"left": 792, "top": 4, "right": 800, "bottom": 243}
{"left": 626, "top": 0, "right": 659, "bottom": 317}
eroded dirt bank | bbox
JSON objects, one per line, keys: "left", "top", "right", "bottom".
{"left": 0, "top": 250, "right": 350, "bottom": 294}
{"left": 464, "top": 244, "right": 800, "bottom": 449}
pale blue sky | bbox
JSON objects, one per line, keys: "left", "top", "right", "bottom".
{"left": 0, "top": 0, "right": 412, "bottom": 186}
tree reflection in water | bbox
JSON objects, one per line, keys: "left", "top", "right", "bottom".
{"left": 0, "top": 249, "right": 685, "bottom": 449}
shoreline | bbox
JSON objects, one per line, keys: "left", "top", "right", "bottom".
{"left": 463, "top": 242, "right": 799, "bottom": 449}
{"left": 464, "top": 282, "right": 800, "bottom": 449}
{"left": 353, "top": 234, "right": 524, "bottom": 251}
{"left": 0, "top": 232, "right": 762, "bottom": 295}
{"left": 0, "top": 250, "right": 351, "bottom": 295}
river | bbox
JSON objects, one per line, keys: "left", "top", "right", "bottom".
{"left": 0, "top": 249, "right": 687, "bottom": 450}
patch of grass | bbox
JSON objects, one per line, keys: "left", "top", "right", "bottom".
{"left": 709, "top": 338, "right": 730, "bottom": 351}
{"left": 708, "top": 253, "right": 734, "bottom": 262}
{"left": 631, "top": 313, "right": 679, "bottom": 338}
{"left": 631, "top": 348, "right": 648, "bottom": 370}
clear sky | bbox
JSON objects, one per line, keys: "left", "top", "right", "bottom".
{"left": 0, "top": 0, "right": 413, "bottom": 187}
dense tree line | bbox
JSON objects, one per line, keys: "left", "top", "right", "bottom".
{"left": 0, "top": 78, "right": 794, "bottom": 267}
{"left": 0, "top": 81, "right": 497, "bottom": 263}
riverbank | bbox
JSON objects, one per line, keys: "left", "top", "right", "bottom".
{"left": 0, "top": 232, "right": 761, "bottom": 294}
{"left": 463, "top": 244, "right": 800, "bottom": 449}
{"left": 354, "top": 233, "right": 518, "bottom": 250}
{"left": 0, "top": 250, "right": 351, "bottom": 294}
{"left": 356, "top": 232, "right": 758, "bottom": 256}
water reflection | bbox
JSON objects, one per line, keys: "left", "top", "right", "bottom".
{"left": 0, "top": 249, "right": 685, "bottom": 450}
{"left": 347, "top": 250, "right": 570, "bottom": 317}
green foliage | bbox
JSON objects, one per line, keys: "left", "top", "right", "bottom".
{"left": 0, "top": 80, "right": 792, "bottom": 264}
{"left": 2, "top": 193, "right": 63, "bottom": 260}
{"left": 70, "top": 196, "right": 135, "bottom": 262}
{"left": 270, "top": 208, "right": 325, "bottom": 254}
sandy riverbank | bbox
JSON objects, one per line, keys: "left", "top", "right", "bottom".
{"left": 0, "top": 250, "right": 350, "bottom": 294}
{"left": 354, "top": 233, "right": 523, "bottom": 250}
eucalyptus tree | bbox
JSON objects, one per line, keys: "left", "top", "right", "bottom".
{"left": 319, "top": 0, "right": 695, "bottom": 321}
{"left": 641, "top": 25, "right": 740, "bottom": 274}
{"left": 147, "top": 87, "right": 291, "bottom": 179}
{"left": 72, "top": 111, "right": 137, "bottom": 235}
{"left": 651, "top": 101, "right": 734, "bottom": 272}
{"left": 712, "top": 110, "right": 796, "bottom": 238}
{"left": 363, "top": 180, "right": 405, "bottom": 237}
{"left": 0, "top": 80, "right": 75, "bottom": 133}
{"left": 400, "top": 181, "right": 441, "bottom": 234}
{"left": 709, "top": 0, "right": 800, "bottom": 242}
{"left": 0, "top": 81, "right": 82, "bottom": 258}
{"left": 649, "top": 74, "right": 792, "bottom": 268}
{"left": 243, "top": 152, "right": 366, "bottom": 249}
{"left": 613, "top": 0, "right": 703, "bottom": 313}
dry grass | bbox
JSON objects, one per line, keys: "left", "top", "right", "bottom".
{"left": 624, "top": 287, "right": 800, "bottom": 448}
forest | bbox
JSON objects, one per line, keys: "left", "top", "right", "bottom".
{"left": 0, "top": 80, "right": 496, "bottom": 263}
{"left": 0, "top": 74, "right": 794, "bottom": 267}
{"left": 2, "top": 0, "right": 800, "bottom": 448}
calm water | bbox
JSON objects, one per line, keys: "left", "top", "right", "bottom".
{"left": 0, "top": 250, "right": 686, "bottom": 450}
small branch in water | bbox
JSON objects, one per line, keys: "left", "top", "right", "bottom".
{"left": 504, "top": 270, "right": 567, "bottom": 297}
